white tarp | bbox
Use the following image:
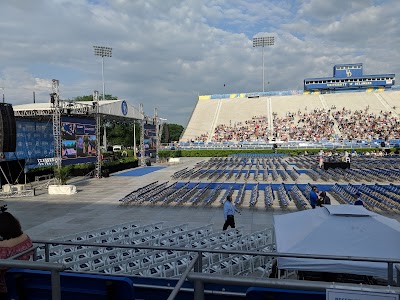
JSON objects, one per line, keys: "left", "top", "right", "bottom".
{"left": 78, "top": 100, "right": 143, "bottom": 120}
{"left": 13, "top": 100, "right": 143, "bottom": 120}
{"left": 274, "top": 205, "right": 400, "bottom": 278}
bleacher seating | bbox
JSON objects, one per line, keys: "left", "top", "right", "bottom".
{"left": 181, "top": 90, "right": 400, "bottom": 145}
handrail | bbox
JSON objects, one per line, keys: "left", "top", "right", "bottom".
{"left": 32, "top": 238, "right": 400, "bottom": 286}
{"left": 167, "top": 253, "right": 199, "bottom": 300}
{"left": 7, "top": 245, "right": 38, "bottom": 260}
{"left": 5, "top": 238, "right": 400, "bottom": 299}
{"left": 32, "top": 238, "right": 400, "bottom": 265}
{"left": 187, "top": 272, "right": 400, "bottom": 300}
{"left": 0, "top": 259, "right": 65, "bottom": 300}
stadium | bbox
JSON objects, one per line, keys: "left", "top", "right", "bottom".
{"left": 1, "top": 59, "right": 400, "bottom": 300}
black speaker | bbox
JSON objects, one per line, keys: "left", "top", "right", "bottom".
{"left": 0, "top": 103, "right": 16, "bottom": 153}
{"left": 380, "top": 141, "right": 386, "bottom": 148}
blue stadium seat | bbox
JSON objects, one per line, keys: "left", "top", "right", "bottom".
{"left": 246, "top": 287, "right": 325, "bottom": 300}
{"left": 6, "top": 269, "right": 135, "bottom": 300}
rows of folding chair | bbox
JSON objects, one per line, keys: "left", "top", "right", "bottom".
{"left": 220, "top": 185, "right": 234, "bottom": 205}
{"left": 171, "top": 167, "right": 188, "bottom": 179}
{"left": 235, "top": 184, "right": 246, "bottom": 205}
{"left": 301, "top": 184, "right": 312, "bottom": 206}
{"left": 36, "top": 222, "right": 166, "bottom": 262}
{"left": 271, "top": 169, "right": 279, "bottom": 181}
{"left": 264, "top": 184, "right": 274, "bottom": 208}
{"left": 161, "top": 181, "right": 191, "bottom": 205}
{"left": 330, "top": 184, "right": 354, "bottom": 205}
{"left": 305, "top": 169, "right": 320, "bottom": 181}
{"left": 356, "top": 184, "right": 400, "bottom": 211}
{"left": 262, "top": 169, "right": 269, "bottom": 181}
{"left": 118, "top": 181, "right": 159, "bottom": 205}
{"left": 287, "top": 169, "right": 299, "bottom": 181}
{"left": 107, "top": 226, "right": 241, "bottom": 277}
{"left": 276, "top": 184, "right": 289, "bottom": 208}
{"left": 174, "top": 182, "right": 201, "bottom": 205}
{"left": 203, "top": 183, "right": 222, "bottom": 206}
{"left": 204, "top": 229, "right": 274, "bottom": 276}
{"left": 249, "top": 183, "right": 259, "bottom": 207}
{"left": 289, "top": 185, "right": 308, "bottom": 210}
{"left": 278, "top": 169, "right": 288, "bottom": 181}
{"left": 190, "top": 182, "right": 212, "bottom": 205}
{"left": 376, "top": 184, "right": 400, "bottom": 205}
{"left": 95, "top": 224, "right": 213, "bottom": 277}
{"left": 147, "top": 182, "right": 178, "bottom": 205}
{"left": 132, "top": 181, "right": 171, "bottom": 204}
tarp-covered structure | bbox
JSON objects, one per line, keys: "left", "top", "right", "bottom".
{"left": 13, "top": 100, "right": 143, "bottom": 121}
{"left": 274, "top": 205, "right": 400, "bottom": 279}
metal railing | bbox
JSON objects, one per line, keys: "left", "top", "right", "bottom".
{"left": 26, "top": 238, "right": 400, "bottom": 300}
{"left": 164, "top": 143, "right": 388, "bottom": 151}
{"left": 0, "top": 259, "right": 65, "bottom": 300}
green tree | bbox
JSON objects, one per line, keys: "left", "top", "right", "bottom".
{"left": 162, "top": 124, "right": 184, "bottom": 143}
{"left": 106, "top": 123, "right": 134, "bottom": 147}
{"left": 73, "top": 94, "right": 118, "bottom": 101}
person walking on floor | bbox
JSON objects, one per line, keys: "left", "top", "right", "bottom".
{"left": 223, "top": 195, "right": 241, "bottom": 230}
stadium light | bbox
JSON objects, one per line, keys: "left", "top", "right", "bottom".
{"left": 253, "top": 36, "right": 275, "bottom": 92}
{"left": 93, "top": 46, "right": 113, "bottom": 101}
{"left": 0, "top": 87, "right": 4, "bottom": 103}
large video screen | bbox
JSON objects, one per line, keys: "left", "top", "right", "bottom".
{"left": 61, "top": 117, "right": 97, "bottom": 165}
{"left": 144, "top": 123, "right": 156, "bottom": 157}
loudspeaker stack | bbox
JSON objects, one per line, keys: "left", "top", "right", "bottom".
{"left": 0, "top": 103, "right": 16, "bottom": 153}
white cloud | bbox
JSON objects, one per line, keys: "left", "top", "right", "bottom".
{"left": 0, "top": 0, "right": 399, "bottom": 125}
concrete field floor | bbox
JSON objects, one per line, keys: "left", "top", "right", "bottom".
{"left": 3, "top": 157, "right": 400, "bottom": 241}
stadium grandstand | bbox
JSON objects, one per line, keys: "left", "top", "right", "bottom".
{"left": 2, "top": 63, "right": 400, "bottom": 300}
{"left": 180, "top": 63, "right": 399, "bottom": 147}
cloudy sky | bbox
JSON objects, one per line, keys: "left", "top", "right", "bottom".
{"left": 1, "top": 0, "right": 399, "bottom": 125}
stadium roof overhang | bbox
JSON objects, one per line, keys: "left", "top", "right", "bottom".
{"left": 12, "top": 100, "right": 144, "bottom": 122}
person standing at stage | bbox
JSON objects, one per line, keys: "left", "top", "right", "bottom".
{"left": 0, "top": 209, "right": 33, "bottom": 299}
{"left": 309, "top": 186, "right": 319, "bottom": 209}
{"left": 223, "top": 195, "right": 241, "bottom": 230}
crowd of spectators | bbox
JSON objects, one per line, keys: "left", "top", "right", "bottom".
{"left": 194, "top": 116, "right": 269, "bottom": 143}
{"left": 273, "top": 108, "right": 335, "bottom": 141}
{"left": 190, "top": 106, "right": 400, "bottom": 144}
{"left": 332, "top": 108, "right": 400, "bottom": 141}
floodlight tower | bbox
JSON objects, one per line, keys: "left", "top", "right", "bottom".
{"left": 154, "top": 108, "right": 158, "bottom": 163}
{"left": 139, "top": 103, "right": 146, "bottom": 167}
{"left": 93, "top": 46, "right": 112, "bottom": 101}
{"left": 51, "top": 79, "right": 62, "bottom": 179}
{"left": 93, "top": 90, "right": 102, "bottom": 178}
{"left": 157, "top": 117, "right": 167, "bottom": 163}
{"left": 0, "top": 87, "right": 4, "bottom": 103}
{"left": 253, "top": 36, "right": 275, "bottom": 92}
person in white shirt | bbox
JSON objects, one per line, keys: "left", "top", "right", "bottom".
{"left": 223, "top": 195, "right": 241, "bottom": 230}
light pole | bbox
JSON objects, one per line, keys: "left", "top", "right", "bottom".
{"left": 253, "top": 36, "right": 275, "bottom": 92}
{"left": 93, "top": 46, "right": 112, "bottom": 101}
{"left": 0, "top": 87, "right": 4, "bottom": 103}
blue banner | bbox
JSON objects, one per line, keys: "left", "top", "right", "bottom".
{"left": 5, "top": 119, "right": 54, "bottom": 168}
